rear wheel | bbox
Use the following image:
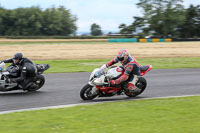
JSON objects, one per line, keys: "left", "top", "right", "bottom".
{"left": 80, "top": 84, "right": 98, "bottom": 100}
{"left": 27, "top": 75, "right": 45, "bottom": 92}
{"left": 125, "top": 77, "right": 147, "bottom": 97}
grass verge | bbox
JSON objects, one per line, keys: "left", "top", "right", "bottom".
{"left": 34, "top": 57, "right": 200, "bottom": 73}
{"left": 0, "top": 96, "right": 200, "bottom": 133}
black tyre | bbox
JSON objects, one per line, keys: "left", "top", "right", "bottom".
{"left": 27, "top": 75, "right": 45, "bottom": 92}
{"left": 125, "top": 77, "right": 147, "bottom": 97}
{"left": 80, "top": 84, "right": 98, "bottom": 100}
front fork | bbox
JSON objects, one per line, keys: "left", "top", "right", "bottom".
{"left": 88, "top": 81, "right": 99, "bottom": 95}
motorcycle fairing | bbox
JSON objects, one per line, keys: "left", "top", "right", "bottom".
{"left": 96, "top": 85, "right": 121, "bottom": 94}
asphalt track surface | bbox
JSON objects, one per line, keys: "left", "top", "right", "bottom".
{"left": 0, "top": 68, "right": 200, "bottom": 112}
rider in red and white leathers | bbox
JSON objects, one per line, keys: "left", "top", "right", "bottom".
{"left": 99, "top": 49, "right": 140, "bottom": 91}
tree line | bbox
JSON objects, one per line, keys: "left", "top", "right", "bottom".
{"left": 0, "top": 6, "right": 77, "bottom": 36}
{"left": 119, "top": 0, "right": 200, "bottom": 38}
{"left": 0, "top": 1, "right": 200, "bottom": 38}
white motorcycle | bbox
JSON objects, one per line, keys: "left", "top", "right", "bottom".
{"left": 80, "top": 65, "right": 152, "bottom": 100}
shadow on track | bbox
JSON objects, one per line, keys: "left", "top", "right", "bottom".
{"left": 0, "top": 91, "right": 44, "bottom": 96}
{"left": 80, "top": 96, "right": 148, "bottom": 103}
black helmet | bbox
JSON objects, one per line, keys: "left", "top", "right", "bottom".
{"left": 13, "top": 53, "right": 23, "bottom": 60}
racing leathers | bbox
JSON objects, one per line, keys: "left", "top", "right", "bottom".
{"left": 106, "top": 55, "right": 140, "bottom": 91}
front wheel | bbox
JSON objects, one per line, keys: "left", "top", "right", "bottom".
{"left": 80, "top": 84, "right": 98, "bottom": 100}
{"left": 125, "top": 77, "right": 147, "bottom": 97}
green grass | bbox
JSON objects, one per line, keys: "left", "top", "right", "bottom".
{"left": 0, "top": 96, "right": 200, "bottom": 133}
{"left": 34, "top": 59, "right": 109, "bottom": 73}
{"left": 34, "top": 57, "right": 200, "bottom": 73}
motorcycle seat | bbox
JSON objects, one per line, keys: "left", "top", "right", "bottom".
{"left": 140, "top": 65, "right": 149, "bottom": 71}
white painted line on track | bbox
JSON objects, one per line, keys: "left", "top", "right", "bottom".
{"left": 0, "top": 94, "right": 200, "bottom": 115}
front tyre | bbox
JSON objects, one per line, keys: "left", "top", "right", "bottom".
{"left": 125, "top": 77, "right": 147, "bottom": 97}
{"left": 80, "top": 84, "right": 98, "bottom": 100}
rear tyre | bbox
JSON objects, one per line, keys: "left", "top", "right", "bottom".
{"left": 80, "top": 84, "right": 98, "bottom": 100}
{"left": 27, "top": 75, "right": 45, "bottom": 92}
{"left": 125, "top": 77, "right": 147, "bottom": 97}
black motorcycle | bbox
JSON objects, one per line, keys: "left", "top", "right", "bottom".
{"left": 0, "top": 62, "right": 50, "bottom": 92}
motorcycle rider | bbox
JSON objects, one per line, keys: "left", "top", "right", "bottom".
{"left": 99, "top": 49, "right": 140, "bottom": 92}
{"left": 1, "top": 53, "right": 37, "bottom": 89}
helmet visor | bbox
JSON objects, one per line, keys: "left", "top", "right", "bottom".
{"left": 13, "top": 59, "right": 20, "bottom": 64}
{"left": 117, "top": 56, "right": 124, "bottom": 61}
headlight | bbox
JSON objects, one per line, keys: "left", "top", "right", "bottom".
{"left": 93, "top": 79, "right": 104, "bottom": 86}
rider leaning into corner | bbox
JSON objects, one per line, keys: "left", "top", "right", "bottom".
{"left": 98, "top": 49, "right": 140, "bottom": 92}
{"left": 1, "top": 53, "right": 37, "bottom": 89}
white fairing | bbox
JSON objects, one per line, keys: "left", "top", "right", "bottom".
{"left": 89, "top": 68, "right": 100, "bottom": 81}
{"left": 88, "top": 68, "right": 100, "bottom": 86}
{"left": 106, "top": 67, "right": 123, "bottom": 79}
{"left": 0, "top": 62, "right": 5, "bottom": 79}
{"left": 89, "top": 66, "right": 123, "bottom": 86}
{"left": 93, "top": 75, "right": 106, "bottom": 86}
{"left": 0, "top": 62, "right": 9, "bottom": 78}
{"left": 0, "top": 62, "right": 6, "bottom": 71}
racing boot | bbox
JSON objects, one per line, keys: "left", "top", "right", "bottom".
{"left": 127, "top": 83, "right": 139, "bottom": 93}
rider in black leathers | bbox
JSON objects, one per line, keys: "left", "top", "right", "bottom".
{"left": 2, "top": 53, "right": 37, "bottom": 89}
